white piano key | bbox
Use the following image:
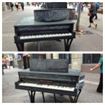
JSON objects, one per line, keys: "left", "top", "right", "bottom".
{"left": 20, "top": 36, "right": 24, "bottom": 39}
{"left": 20, "top": 33, "right": 72, "bottom": 40}
{"left": 31, "top": 36, "right": 35, "bottom": 38}
{"left": 19, "top": 82, "right": 75, "bottom": 92}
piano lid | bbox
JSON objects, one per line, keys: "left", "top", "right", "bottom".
{"left": 15, "top": 16, "right": 76, "bottom": 27}
{"left": 19, "top": 70, "right": 81, "bottom": 77}
{"left": 34, "top": 9, "right": 75, "bottom": 22}
{"left": 29, "top": 59, "right": 69, "bottom": 73}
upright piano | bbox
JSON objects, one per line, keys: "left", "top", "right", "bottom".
{"left": 15, "top": 59, "right": 85, "bottom": 103}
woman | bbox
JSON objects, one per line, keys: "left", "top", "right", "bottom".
{"left": 90, "top": 55, "right": 103, "bottom": 93}
{"left": 88, "top": 3, "right": 97, "bottom": 28}
{"left": 15, "top": 2, "right": 19, "bottom": 11}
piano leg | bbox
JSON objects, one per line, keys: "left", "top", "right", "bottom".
{"left": 64, "top": 38, "right": 73, "bottom": 51}
{"left": 54, "top": 93, "right": 56, "bottom": 102}
{"left": 73, "top": 89, "right": 81, "bottom": 102}
{"left": 42, "top": 92, "right": 45, "bottom": 102}
{"left": 28, "top": 90, "right": 36, "bottom": 103}
{"left": 69, "top": 89, "right": 81, "bottom": 103}
{"left": 69, "top": 96, "right": 74, "bottom": 102}
{"left": 16, "top": 42, "right": 24, "bottom": 51}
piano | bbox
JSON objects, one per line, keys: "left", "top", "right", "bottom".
{"left": 14, "top": 16, "right": 76, "bottom": 51}
{"left": 15, "top": 59, "right": 85, "bottom": 103}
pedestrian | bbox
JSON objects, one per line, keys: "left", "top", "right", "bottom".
{"left": 80, "top": 3, "right": 84, "bottom": 12}
{"left": 2, "top": 57, "right": 7, "bottom": 69}
{"left": 20, "top": 2, "right": 24, "bottom": 11}
{"left": 9, "top": 57, "right": 14, "bottom": 69}
{"left": 6, "top": 2, "right": 10, "bottom": 10}
{"left": 95, "top": 2, "right": 100, "bottom": 19}
{"left": 23, "top": 54, "right": 30, "bottom": 69}
{"left": 15, "top": 2, "right": 19, "bottom": 11}
{"left": 10, "top": 2, "right": 14, "bottom": 11}
{"left": 2, "top": 59, "right": 5, "bottom": 75}
{"left": 90, "top": 55, "right": 103, "bottom": 93}
{"left": 88, "top": 3, "right": 97, "bottom": 28}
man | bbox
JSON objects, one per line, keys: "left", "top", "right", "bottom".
{"left": 95, "top": 2, "right": 100, "bottom": 19}
{"left": 23, "top": 54, "right": 30, "bottom": 69}
{"left": 90, "top": 55, "right": 103, "bottom": 93}
{"left": 10, "top": 2, "right": 14, "bottom": 11}
{"left": 88, "top": 3, "right": 97, "bottom": 28}
{"left": 20, "top": 2, "right": 24, "bottom": 11}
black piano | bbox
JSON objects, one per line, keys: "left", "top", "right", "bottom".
{"left": 15, "top": 59, "right": 85, "bottom": 103}
{"left": 14, "top": 3, "right": 76, "bottom": 51}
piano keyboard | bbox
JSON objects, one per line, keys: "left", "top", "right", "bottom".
{"left": 19, "top": 82, "right": 75, "bottom": 92}
{"left": 20, "top": 33, "right": 72, "bottom": 40}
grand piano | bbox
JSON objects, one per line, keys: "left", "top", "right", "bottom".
{"left": 15, "top": 59, "right": 85, "bottom": 103}
{"left": 14, "top": 3, "right": 76, "bottom": 51}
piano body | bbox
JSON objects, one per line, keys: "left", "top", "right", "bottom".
{"left": 15, "top": 59, "right": 85, "bottom": 103}
{"left": 14, "top": 8, "right": 76, "bottom": 51}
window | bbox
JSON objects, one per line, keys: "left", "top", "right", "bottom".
{"left": 59, "top": 54, "right": 71, "bottom": 63}
{"left": 83, "top": 54, "right": 100, "bottom": 64}
{"left": 32, "top": 54, "right": 46, "bottom": 59}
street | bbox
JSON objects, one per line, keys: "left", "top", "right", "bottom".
{"left": 2, "top": 68, "right": 103, "bottom": 103}
{"left": 2, "top": 5, "right": 103, "bottom": 51}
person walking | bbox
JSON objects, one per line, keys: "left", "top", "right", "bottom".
{"left": 15, "top": 2, "right": 19, "bottom": 11}
{"left": 9, "top": 57, "right": 14, "bottom": 69}
{"left": 20, "top": 2, "right": 24, "bottom": 11}
{"left": 2, "top": 57, "right": 8, "bottom": 75}
{"left": 10, "top": 2, "right": 14, "bottom": 11}
{"left": 88, "top": 3, "right": 97, "bottom": 28}
{"left": 90, "top": 55, "right": 103, "bottom": 93}
{"left": 95, "top": 2, "right": 100, "bottom": 19}
{"left": 23, "top": 54, "right": 30, "bottom": 69}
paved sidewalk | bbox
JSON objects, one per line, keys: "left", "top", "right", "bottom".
{"left": 2, "top": 68, "right": 103, "bottom": 103}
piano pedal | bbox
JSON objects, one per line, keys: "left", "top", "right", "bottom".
{"left": 42, "top": 92, "right": 45, "bottom": 102}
